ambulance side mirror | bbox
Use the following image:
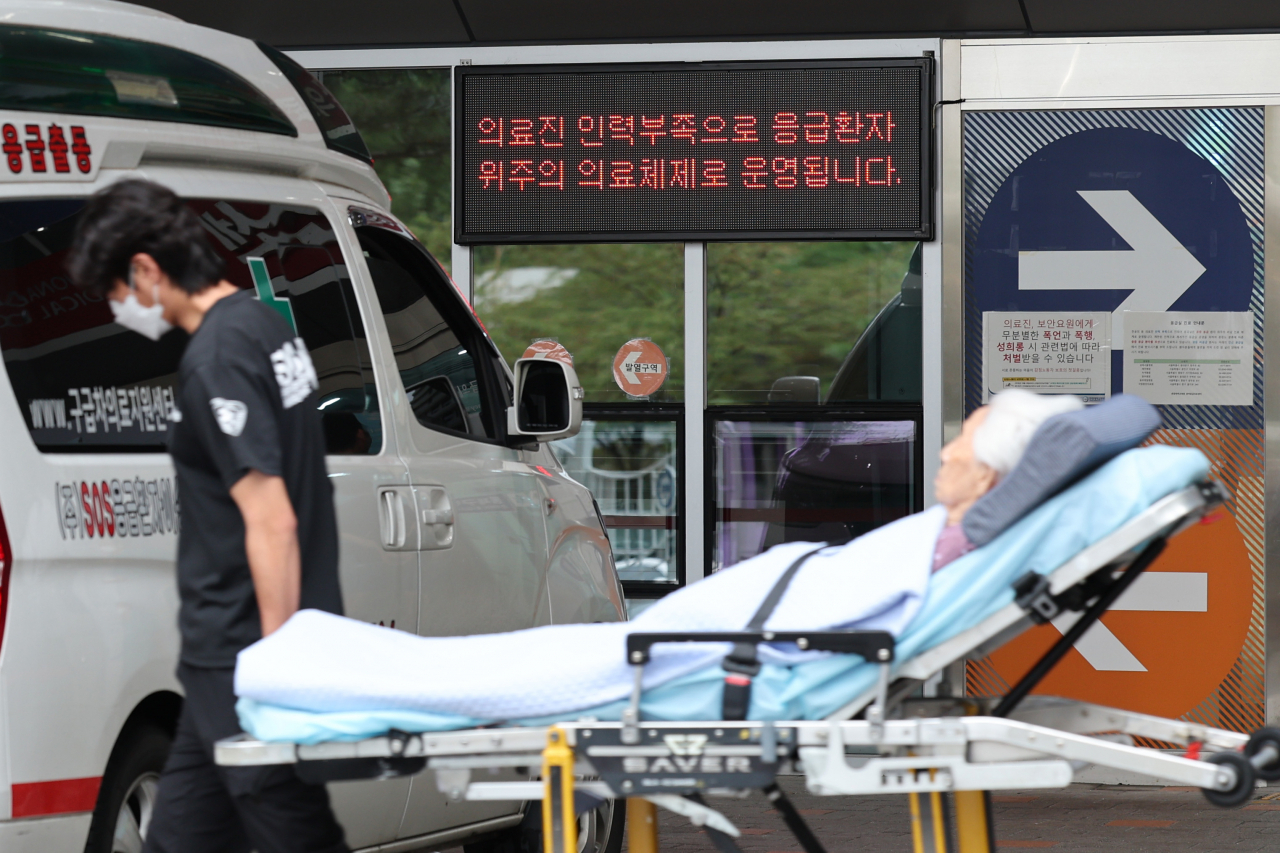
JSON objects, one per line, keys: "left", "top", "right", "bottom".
{"left": 508, "top": 357, "right": 583, "bottom": 442}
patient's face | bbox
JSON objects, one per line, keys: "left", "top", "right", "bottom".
{"left": 935, "top": 407, "right": 999, "bottom": 522}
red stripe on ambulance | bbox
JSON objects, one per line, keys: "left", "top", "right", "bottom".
{"left": 11, "top": 776, "right": 102, "bottom": 817}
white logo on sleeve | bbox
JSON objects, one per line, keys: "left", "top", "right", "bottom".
{"left": 271, "top": 337, "right": 320, "bottom": 409}
{"left": 209, "top": 398, "right": 248, "bottom": 436}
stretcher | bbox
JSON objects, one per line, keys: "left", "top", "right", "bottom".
{"left": 215, "top": 476, "right": 1280, "bottom": 853}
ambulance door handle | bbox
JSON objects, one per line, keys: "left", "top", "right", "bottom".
{"left": 381, "top": 491, "right": 399, "bottom": 547}
{"left": 414, "top": 485, "right": 455, "bottom": 551}
{"left": 378, "top": 487, "right": 414, "bottom": 551}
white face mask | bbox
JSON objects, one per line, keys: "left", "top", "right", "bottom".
{"left": 110, "top": 268, "right": 173, "bottom": 341}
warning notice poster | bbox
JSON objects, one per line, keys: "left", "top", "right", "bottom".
{"left": 1123, "top": 311, "right": 1254, "bottom": 406}
{"left": 982, "top": 312, "right": 1111, "bottom": 403}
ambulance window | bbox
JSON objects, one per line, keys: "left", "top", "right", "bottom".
{"left": 258, "top": 244, "right": 383, "bottom": 455}
{"left": 257, "top": 44, "right": 372, "bottom": 164}
{"left": 356, "top": 224, "right": 501, "bottom": 441}
{"left": 0, "top": 25, "right": 295, "bottom": 137}
{"left": 192, "top": 202, "right": 383, "bottom": 456}
{"left": 0, "top": 198, "right": 185, "bottom": 451}
{"left": 0, "top": 198, "right": 380, "bottom": 454}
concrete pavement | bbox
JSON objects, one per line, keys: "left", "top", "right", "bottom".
{"left": 642, "top": 778, "right": 1280, "bottom": 852}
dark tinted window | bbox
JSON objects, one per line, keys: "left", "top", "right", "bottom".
{"left": 183, "top": 201, "right": 382, "bottom": 455}
{"left": 0, "top": 26, "right": 294, "bottom": 136}
{"left": 0, "top": 200, "right": 379, "bottom": 453}
{"left": 357, "top": 222, "right": 499, "bottom": 440}
{"left": 0, "top": 199, "right": 183, "bottom": 450}
{"left": 258, "top": 44, "right": 372, "bottom": 163}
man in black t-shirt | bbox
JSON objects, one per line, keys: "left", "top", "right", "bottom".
{"left": 69, "top": 180, "right": 348, "bottom": 853}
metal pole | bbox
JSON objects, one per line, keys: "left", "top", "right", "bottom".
{"left": 1265, "top": 104, "right": 1280, "bottom": 725}
{"left": 451, "top": 244, "right": 473, "bottom": 304}
{"left": 938, "top": 38, "right": 965, "bottom": 449}
{"left": 920, "top": 43, "right": 948, "bottom": 507}
{"left": 684, "top": 242, "right": 707, "bottom": 584}
{"left": 449, "top": 65, "right": 473, "bottom": 303}
{"left": 937, "top": 38, "right": 967, "bottom": 699}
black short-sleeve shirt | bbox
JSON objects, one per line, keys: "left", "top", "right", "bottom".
{"left": 168, "top": 290, "right": 342, "bottom": 667}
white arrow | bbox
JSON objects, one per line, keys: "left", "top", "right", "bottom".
{"left": 1018, "top": 190, "right": 1206, "bottom": 344}
{"left": 621, "top": 351, "right": 644, "bottom": 385}
{"left": 1050, "top": 572, "right": 1207, "bottom": 672}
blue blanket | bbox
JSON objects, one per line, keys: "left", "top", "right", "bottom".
{"left": 239, "top": 445, "right": 1208, "bottom": 743}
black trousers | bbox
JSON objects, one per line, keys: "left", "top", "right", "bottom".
{"left": 142, "top": 665, "right": 349, "bottom": 853}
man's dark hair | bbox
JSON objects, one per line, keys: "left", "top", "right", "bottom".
{"left": 67, "top": 179, "right": 225, "bottom": 296}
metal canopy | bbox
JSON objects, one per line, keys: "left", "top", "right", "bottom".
{"left": 132, "top": 0, "right": 1280, "bottom": 49}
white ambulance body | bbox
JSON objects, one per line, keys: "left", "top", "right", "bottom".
{"left": 0, "top": 2, "right": 625, "bottom": 850}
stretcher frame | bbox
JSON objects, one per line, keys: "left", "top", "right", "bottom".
{"left": 217, "top": 480, "right": 1280, "bottom": 853}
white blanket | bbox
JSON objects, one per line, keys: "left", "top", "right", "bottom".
{"left": 235, "top": 505, "right": 946, "bottom": 720}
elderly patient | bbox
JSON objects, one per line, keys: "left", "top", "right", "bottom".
{"left": 931, "top": 389, "right": 1081, "bottom": 572}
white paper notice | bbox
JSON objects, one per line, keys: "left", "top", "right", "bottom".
{"left": 983, "top": 312, "right": 1111, "bottom": 403}
{"left": 1124, "top": 311, "right": 1254, "bottom": 406}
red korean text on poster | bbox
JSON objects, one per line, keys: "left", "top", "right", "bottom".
{"left": 612, "top": 339, "right": 668, "bottom": 397}
{"left": 522, "top": 339, "right": 574, "bottom": 367}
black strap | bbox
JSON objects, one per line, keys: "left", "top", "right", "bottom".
{"left": 992, "top": 537, "right": 1166, "bottom": 717}
{"left": 721, "top": 545, "right": 826, "bottom": 720}
{"left": 764, "top": 783, "right": 828, "bottom": 853}
{"left": 746, "top": 545, "right": 828, "bottom": 629}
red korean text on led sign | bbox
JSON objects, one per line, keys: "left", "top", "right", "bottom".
{"left": 456, "top": 62, "right": 931, "bottom": 243}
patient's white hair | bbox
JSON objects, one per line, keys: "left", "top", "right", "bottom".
{"left": 972, "top": 390, "right": 1083, "bottom": 477}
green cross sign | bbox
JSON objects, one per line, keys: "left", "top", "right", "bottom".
{"left": 247, "top": 256, "right": 297, "bottom": 333}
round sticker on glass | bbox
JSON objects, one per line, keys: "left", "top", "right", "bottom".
{"left": 612, "top": 339, "right": 668, "bottom": 397}
{"left": 522, "top": 339, "right": 574, "bottom": 367}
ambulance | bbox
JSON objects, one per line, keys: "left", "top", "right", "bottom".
{"left": 0, "top": 1, "right": 626, "bottom": 850}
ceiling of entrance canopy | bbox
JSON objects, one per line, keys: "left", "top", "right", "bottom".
{"left": 136, "top": 0, "right": 1280, "bottom": 49}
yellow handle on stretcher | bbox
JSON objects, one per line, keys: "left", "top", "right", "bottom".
{"left": 542, "top": 726, "right": 578, "bottom": 853}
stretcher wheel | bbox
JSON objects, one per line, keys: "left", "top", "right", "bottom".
{"left": 1244, "top": 727, "right": 1280, "bottom": 781}
{"left": 1201, "top": 751, "right": 1256, "bottom": 808}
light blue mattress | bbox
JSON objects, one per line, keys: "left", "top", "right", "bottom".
{"left": 239, "top": 445, "right": 1209, "bottom": 743}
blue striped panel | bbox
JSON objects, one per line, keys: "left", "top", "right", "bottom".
{"left": 962, "top": 108, "right": 1264, "bottom": 433}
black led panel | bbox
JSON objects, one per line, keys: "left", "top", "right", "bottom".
{"left": 455, "top": 60, "right": 933, "bottom": 243}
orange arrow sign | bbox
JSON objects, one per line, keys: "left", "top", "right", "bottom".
{"left": 986, "top": 512, "right": 1253, "bottom": 720}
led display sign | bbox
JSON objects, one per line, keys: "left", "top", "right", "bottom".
{"left": 455, "top": 60, "right": 933, "bottom": 243}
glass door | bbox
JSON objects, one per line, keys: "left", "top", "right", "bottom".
{"left": 704, "top": 241, "right": 925, "bottom": 571}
